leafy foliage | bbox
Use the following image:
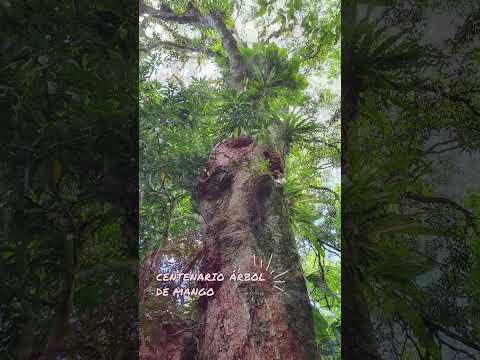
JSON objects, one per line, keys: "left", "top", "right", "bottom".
{"left": 343, "top": 0, "right": 480, "bottom": 358}
{"left": 0, "top": 0, "right": 138, "bottom": 358}
{"left": 139, "top": 0, "right": 341, "bottom": 356}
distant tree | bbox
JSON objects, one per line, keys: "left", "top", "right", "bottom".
{"left": 342, "top": 1, "right": 480, "bottom": 358}
{"left": 0, "top": 1, "right": 138, "bottom": 358}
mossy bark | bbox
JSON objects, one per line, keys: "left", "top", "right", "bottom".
{"left": 195, "top": 137, "right": 317, "bottom": 360}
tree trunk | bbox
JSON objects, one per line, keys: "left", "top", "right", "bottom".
{"left": 42, "top": 233, "right": 77, "bottom": 358}
{"left": 342, "top": 261, "right": 380, "bottom": 360}
{"left": 195, "top": 136, "right": 317, "bottom": 360}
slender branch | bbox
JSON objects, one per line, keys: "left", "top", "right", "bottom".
{"left": 421, "top": 83, "right": 480, "bottom": 117}
{"left": 316, "top": 162, "right": 336, "bottom": 170}
{"left": 140, "top": 1, "right": 201, "bottom": 24}
{"left": 399, "top": 317, "right": 427, "bottom": 360}
{"left": 435, "top": 333, "right": 478, "bottom": 360}
{"left": 427, "top": 145, "right": 460, "bottom": 154}
{"left": 171, "top": 247, "right": 206, "bottom": 290}
{"left": 264, "top": 27, "right": 287, "bottom": 43}
{"left": 140, "top": 39, "right": 215, "bottom": 56}
{"left": 424, "top": 319, "right": 480, "bottom": 353}
{"left": 424, "top": 139, "right": 458, "bottom": 153}
{"left": 169, "top": 325, "right": 198, "bottom": 336}
{"left": 310, "top": 186, "right": 340, "bottom": 201}
{"left": 403, "top": 192, "right": 477, "bottom": 228}
{"left": 445, "top": 93, "right": 480, "bottom": 117}
{"left": 318, "top": 240, "right": 341, "bottom": 255}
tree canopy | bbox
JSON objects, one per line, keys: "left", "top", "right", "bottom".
{"left": 139, "top": 0, "right": 341, "bottom": 357}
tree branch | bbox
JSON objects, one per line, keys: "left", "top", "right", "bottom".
{"left": 310, "top": 186, "right": 340, "bottom": 201}
{"left": 424, "top": 139, "right": 458, "bottom": 154}
{"left": 207, "top": 13, "right": 246, "bottom": 88}
{"left": 140, "top": 1, "right": 202, "bottom": 24}
{"left": 403, "top": 192, "right": 477, "bottom": 227}
{"left": 434, "top": 333, "right": 478, "bottom": 360}
{"left": 139, "top": 0, "right": 246, "bottom": 89}
{"left": 140, "top": 39, "right": 215, "bottom": 56}
{"left": 425, "top": 319, "right": 480, "bottom": 353}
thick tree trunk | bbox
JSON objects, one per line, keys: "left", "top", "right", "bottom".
{"left": 195, "top": 137, "right": 317, "bottom": 360}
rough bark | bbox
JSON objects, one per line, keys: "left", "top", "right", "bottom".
{"left": 342, "top": 261, "right": 380, "bottom": 360}
{"left": 195, "top": 136, "right": 317, "bottom": 360}
{"left": 140, "top": 320, "right": 196, "bottom": 360}
{"left": 42, "top": 234, "right": 77, "bottom": 358}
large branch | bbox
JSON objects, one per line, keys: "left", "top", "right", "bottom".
{"left": 140, "top": 1, "right": 201, "bottom": 24}
{"left": 425, "top": 319, "right": 480, "bottom": 353}
{"left": 140, "top": 0, "right": 246, "bottom": 89}
{"left": 140, "top": 39, "right": 215, "bottom": 55}
{"left": 207, "top": 13, "right": 246, "bottom": 88}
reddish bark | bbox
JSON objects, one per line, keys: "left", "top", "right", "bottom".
{"left": 140, "top": 320, "right": 196, "bottom": 360}
{"left": 195, "top": 137, "right": 317, "bottom": 360}
{"left": 141, "top": 137, "right": 317, "bottom": 359}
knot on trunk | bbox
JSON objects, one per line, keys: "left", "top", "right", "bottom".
{"left": 196, "top": 166, "right": 232, "bottom": 200}
{"left": 196, "top": 137, "right": 256, "bottom": 200}
{"left": 263, "top": 148, "right": 284, "bottom": 179}
{"left": 226, "top": 136, "right": 253, "bottom": 148}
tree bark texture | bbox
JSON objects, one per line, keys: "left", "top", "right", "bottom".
{"left": 342, "top": 260, "right": 380, "bottom": 360}
{"left": 195, "top": 137, "right": 317, "bottom": 360}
